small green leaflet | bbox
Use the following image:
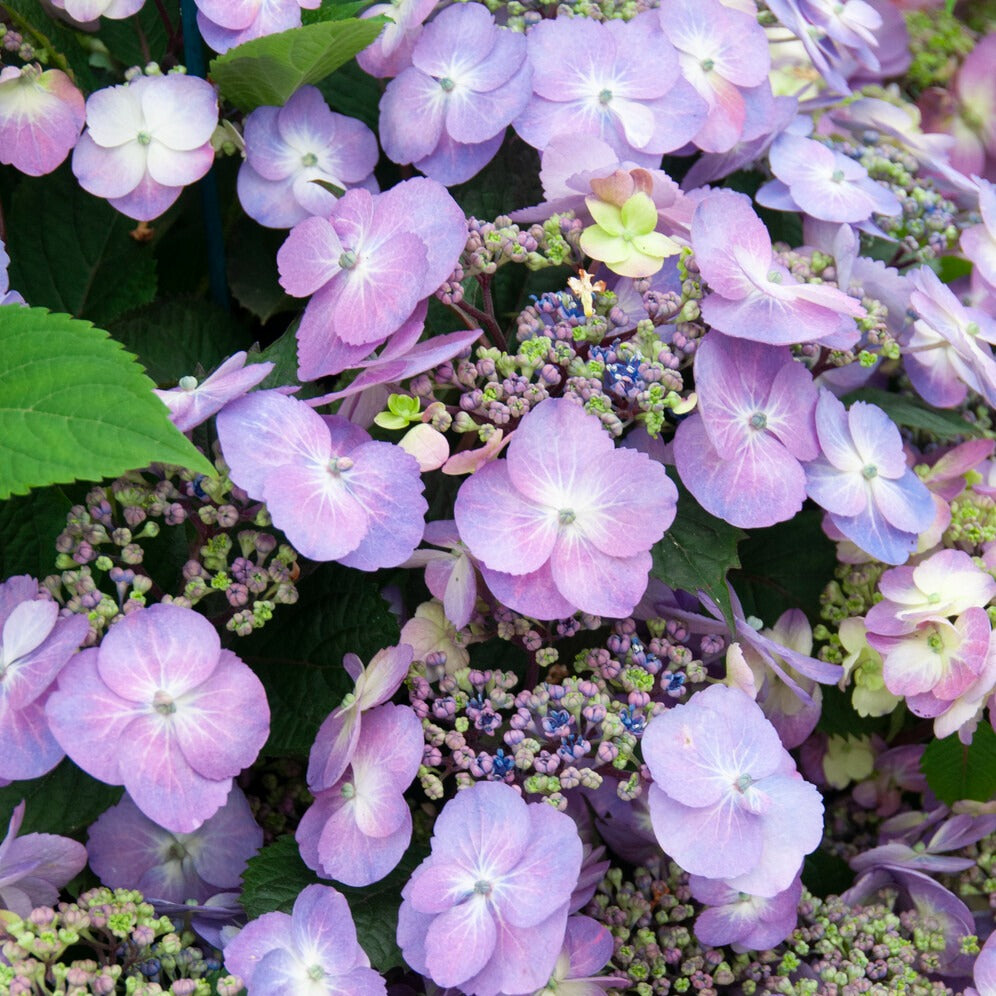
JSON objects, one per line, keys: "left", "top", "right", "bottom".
{"left": 209, "top": 17, "right": 387, "bottom": 112}
{"left": 650, "top": 474, "right": 745, "bottom": 630}
{"left": 842, "top": 386, "right": 984, "bottom": 440}
{"left": 0, "top": 306, "right": 214, "bottom": 499}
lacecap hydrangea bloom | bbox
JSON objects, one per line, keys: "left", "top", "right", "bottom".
{"left": 46, "top": 603, "right": 269, "bottom": 833}
{"left": 642, "top": 683, "right": 824, "bottom": 897}
{"left": 397, "top": 780, "right": 583, "bottom": 996}
{"left": 72, "top": 74, "right": 218, "bottom": 222}
{"left": 455, "top": 397, "right": 678, "bottom": 619}
{"left": 194, "top": 0, "right": 319, "bottom": 53}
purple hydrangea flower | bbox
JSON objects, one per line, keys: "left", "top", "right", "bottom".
{"left": 195, "top": 0, "right": 319, "bottom": 53}
{"left": 238, "top": 86, "right": 379, "bottom": 229}
{"left": 72, "top": 74, "right": 218, "bottom": 222}
{"left": 672, "top": 332, "right": 820, "bottom": 528}
{"left": 402, "top": 522, "right": 478, "bottom": 631}
{"left": 513, "top": 13, "right": 708, "bottom": 167}
{"left": 46, "top": 603, "right": 269, "bottom": 833}
{"left": 48, "top": 0, "right": 143, "bottom": 22}
{"left": 87, "top": 786, "right": 262, "bottom": 904}
{"left": 0, "top": 575, "right": 89, "bottom": 782}
{"left": 961, "top": 178, "right": 996, "bottom": 291}
{"left": 757, "top": 131, "right": 902, "bottom": 224}
{"left": 657, "top": 0, "right": 770, "bottom": 154}
{"left": 0, "top": 237, "right": 24, "bottom": 305}
{"left": 356, "top": 0, "right": 437, "bottom": 78}
{"left": 642, "top": 683, "right": 824, "bottom": 897}
{"left": 689, "top": 873, "right": 803, "bottom": 952}
{"left": 543, "top": 915, "right": 630, "bottom": 993}
{"left": 804, "top": 390, "right": 935, "bottom": 565}
{"left": 297, "top": 702, "right": 422, "bottom": 887}
{"left": 397, "top": 780, "right": 583, "bottom": 996}
{"left": 968, "top": 926, "right": 996, "bottom": 996}
{"left": 455, "top": 397, "right": 678, "bottom": 620}
{"left": 901, "top": 264, "right": 996, "bottom": 409}
{"left": 0, "top": 802, "right": 87, "bottom": 917}
{"left": 224, "top": 883, "right": 386, "bottom": 994}
{"left": 277, "top": 178, "right": 467, "bottom": 380}
{"left": 379, "top": 3, "right": 531, "bottom": 185}
{"left": 217, "top": 390, "right": 427, "bottom": 569}
{"left": 154, "top": 351, "right": 274, "bottom": 433}
{"left": 691, "top": 189, "right": 865, "bottom": 346}
{"left": 0, "top": 66, "right": 85, "bottom": 177}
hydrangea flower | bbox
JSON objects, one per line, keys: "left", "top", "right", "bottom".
{"left": 0, "top": 238, "right": 24, "bottom": 306}
{"left": 355, "top": 0, "right": 437, "bottom": 78}
{"left": 238, "top": 86, "right": 378, "bottom": 229}
{"left": 689, "top": 874, "right": 803, "bottom": 952}
{"left": 672, "top": 332, "right": 820, "bottom": 528}
{"left": 48, "top": 0, "right": 143, "bottom": 22}
{"left": 297, "top": 702, "right": 422, "bottom": 887}
{"left": 306, "top": 643, "right": 413, "bottom": 792}
{"left": 224, "top": 883, "right": 386, "bottom": 994}
{"left": 0, "top": 575, "right": 89, "bottom": 782}
{"left": 691, "top": 189, "right": 864, "bottom": 347}
{"left": 513, "top": 13, "right": 707, "bottom": 167}
{"left": 87, "top": 787, "right": 262, "bottom": 904}
{"left": 379, "top": 3, "right": 531, "bottom": 185}
{"left": 901, "top": 264, "right": 996, "bottom": 409}
{"left": 72, "top": 74, "right": 218, "bottom": 222}
{"left": 657, "top": 0, "right": 771, "bottom": 154}
{"left": 757, "top": 132, "right": 902, "bottom": 224}
{"left": 0, "top": 802, "right": 88, "bottom": 917}
{"left": 402, "top": 521, "right": 477, "bottom": 631}
{"left": 276, "top": 178, "right": 466, "bottom": 380}
{"left": 804, "top": 390, "right": 936, "bottom": 565}
{"left": 216, "top": 390, "right": 427, "bottom": 569}
{"left": 642, "top": 683, "right": 823, "bottom": 897}
{"left": 46, "top": 603, "right": 269, "bottom": 833}
{"left": 397, "top": 780, "right": 583, "bottom": 996}
{"left": 454, "top": 397, "right": 678, "bottom": 620}
{"left": 961, "top": 178, "right": 996, "bottom": 291}
{"left": 0, "top": 66, "right": 85, "bottom": 176}
{"left": 579, "top": 191, "right": 680, "bottom": 278}
{"left": 154, "top": 352, "right": 274, "bottom": 433}
{"left": 195, "top": 0, "right": 320, "bottom": 53}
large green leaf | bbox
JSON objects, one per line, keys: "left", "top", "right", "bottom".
{"left": 240, "top": 835, "right": 427, "bottom": 972}
{"left": 209, "top": 18, "right": 386, "bottom": 112}
{"left": 109, "top": 297, "right": 250, "bottom": 384}
{"left": 650, "top": 475, "right": 745, "bottom": 629}
{"left": 921, "top": 723, "right": 996, "bottom": 806}
{"left": 0, "top": 307, "right": 214, "bottom": 498}
{"left": 6, "top": 169, "right": 158, "bottom": 326}
{"left": 316, "top": 60, "right": 381, "bottom": 131}
{"left": 842, "top": 386, "right": 984, "bottom": 440}
{"left": 240, "top": 563, "right": 400, "bottom": 754}
{"left": 0, "top": 486, "right": 72, "bottom": 579}
{"left": 0, "top": 759, "right": 123, "bottom": 836}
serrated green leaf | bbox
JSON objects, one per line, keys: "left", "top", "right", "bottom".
{"left": 842, "top": 386, "right": 983, "bottom": 440}
{"left": 303, "top": 0, "right": 373, "bottom": 23}
{"left": 0, "top": 0, "right": 96, "bottom": 91}
{"left": 921, "top": 724, "right": 996, "bottom": 805}
{"left": 650, "top": 474, "right": 744, "bottom": 630}
{"left": 240, "top": 563, "right": 399, "bottom": 754}
{"left": 0, "top": 306, "right": 215, "bottom": 498}
{"left": 109, "top": 297, "right": 250, "bottom": 384}
{"left": 240, "top": 834, "right": 426, "bottom": 972}
{"left": 209, "top": 18, "right": 386, "bottom": 112}
{"left": 0, "top": 485, "right": 71, "bottom": 579}
{"left": 7, "top": 169, "right": 158, "bottom": 326}
{"left": 0, "top": 759, "right": 123, "bottom": 836}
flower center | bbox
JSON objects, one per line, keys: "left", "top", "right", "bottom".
{"left": 301, "top": 152, "right": 318, "bottom": 167}
{"left": 307, "top": 964, "right": 325, "bottom": 981}
{"left": 153, "top": 689, "right": 176, "bottom": 716}
{"left": 559, "top": 508, "right": 576, "bottom": 525}
{"left": 861, "top": 464, "right": 878, "bottom": 480}
{"left": 179, "top": 375, "right": 198, "bottom": 392}
{"left": 700, "top": 58, "right": 715, "bottom": 72}
{"left": 734, "top": 773, "right": 754, "bottom": 793}
{"left": 341, "top": 781, "right": 356, "bottom": 799}
{"left": 166, "top": 841, "right": 188, "bottom": 862}
{"left": 598, "top": 88, "right": 613, "bottom": 106}
{"left": 749, "top": 411, "right": 767, "bottom": 430}
{"left": 327, "top": 456, "right": 355, "bottom": 476}
{"left": 137, "top": 131, "right": 152, "bottom": 146}
{"left": 473, "top": 880, "right": 492, "bottom": 896}
{"left": 831, "top": 168, "right": 845, "bottom": 183}
{"left": 439, "top": 76, "right": 455, "bottom": 92}
{"left": 338, "top": 249, "right": 358, "bottom": 270}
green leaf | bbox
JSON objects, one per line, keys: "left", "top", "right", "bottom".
{"left": 226, "top": 217, "right": 297, "bottom": 323}
{"left": 732, "top": 508, "right": 837, "bottom": 625}
{"left": 209, "top": 17, "right": 387, "bottom": 112}
{"left": 109, "top": 298, "right": 250, "bottom": 384}
{"left": 303, "top": 0, "right": 374, "bottom": 23}
{"left": 0, "top": 759, "right": 123, "bottom": 836}
{"left": 0, "top": 0, "right": 96, "bottom": 91}
{"left": 240, "top": 835, "right": 427, "bottom": 972}
{"left": 921, "top": 723, "right": 996, "bottom": 805}
{"left": 935, "top": 254, "right": 973, "bottom": 284}
{"left": 0, "top": 306, "right": 215, "bottom": 499}
{"left": 240, "top": 563, "right": 400, "bottom": 754}
{"left": 97, "top": 0, "right": 176, "bottom": 69}
{"left": 841, "top": 387, "right": 984, "bottom": 440}
{"left": 650, "top": 474, "right": 745, "bottom": 630}
{"left": 316, "top": 60, "right": 381, "bottom": 131}
{"left": 7, "top": 169, "right": 158, "bottom": 326}
{"left": 0, "top": 486, "right": 71, "bottom": 579}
